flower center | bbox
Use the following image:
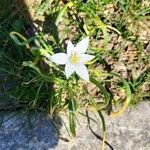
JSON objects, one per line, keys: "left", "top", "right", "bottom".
{"left": 70, "top": 53, "right": 80, "bottom": 64}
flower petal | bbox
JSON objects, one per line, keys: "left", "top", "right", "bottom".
{"left": 79, "top": 54, "right": 95, "bottom": 63}
{"left": 49, "top": 53, "right": 68, "bottom": 65}
{"left": 67, "top": 41, "right": 75, "bottom": 57}
{"left": 65, "top": 62, "right": 75, "bottom": 79}
{"left": 75, "top": 37, "right": 89, "bottom": 54}
{"left": 74, "top": 64, "right": 89, "bottom": 81}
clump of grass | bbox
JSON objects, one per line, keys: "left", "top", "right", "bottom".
{"left": 0, "top": 0, "right": 150, "bottom": 149}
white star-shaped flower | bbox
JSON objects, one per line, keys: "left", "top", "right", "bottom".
{"left": 49, "top": 37, "right": 95, "bottom": 81}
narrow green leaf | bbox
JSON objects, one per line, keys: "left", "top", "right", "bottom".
{"left": 55, "top": 2, "right": 74, "bottom": 26}
{"left": 69, "top": 112, "right": 76, "bottom": 137}
{"left": 90, "top": 77, "right": 110, "bottom": 109}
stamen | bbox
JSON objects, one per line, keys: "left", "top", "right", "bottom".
{"left": 70, "top": 53, "right": 80, "bottom": 64}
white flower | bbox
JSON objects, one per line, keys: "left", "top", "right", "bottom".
{"left": 49, "top": 37, "right": 94, "bottom": 81}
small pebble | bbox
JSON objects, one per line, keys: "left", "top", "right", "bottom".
{"left": 145, "top": 43, "right": 150, "bottom": 54}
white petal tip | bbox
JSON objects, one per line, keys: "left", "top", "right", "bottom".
{"left": 75, "top": 37, "right": 90, "bottom": 54}
{"left": 65, "top": 75, "right": 70, "bottom": 79}
{"left": 83, "top": 77, "right": 89, "bottom": 81}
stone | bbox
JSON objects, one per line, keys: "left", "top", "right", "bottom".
{"left": 0, "top": 102, "right": 150, "bottom": 150}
